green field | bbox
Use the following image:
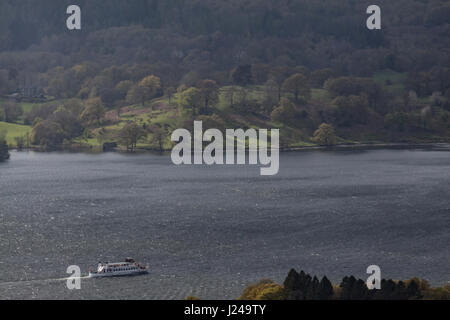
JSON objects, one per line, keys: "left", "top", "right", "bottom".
{"left": 0, "top": 121, "right": 32, "bottom": 146}
{"left": 373, "top": 70, "right": 407, "bottom": 95}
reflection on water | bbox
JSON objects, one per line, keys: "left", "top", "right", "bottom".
{"left": 0, "top": 147, "right": 449, "bottom": 299}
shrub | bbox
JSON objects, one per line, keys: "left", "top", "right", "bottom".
{"left": 239, "top": 279, "right": 285, "bottom": 300}
{"left": 312, "top": 123, "right": 337, "bottom": 146}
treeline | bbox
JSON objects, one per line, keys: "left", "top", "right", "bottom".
{"left": 238, "top": 269, "right": 450, "bottom": 300}
{"left": 2, "top": 63, "right": 449, "bottom": 150}
{"left": 0, "top": 131, "right": 9, "bottom": 162}
{"left": 1, "top": 0, "right": 449, "bottom": 85}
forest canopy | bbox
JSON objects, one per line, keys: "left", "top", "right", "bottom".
{"left": 1, "top": 0, "right": 449, "bottom": 81}
{"left": 0, "top": 0, "right": 449, "bottom": 150}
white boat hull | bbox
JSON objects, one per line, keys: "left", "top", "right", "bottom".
{"left": 89, "top": 269, "right": 149, "bottom": 278}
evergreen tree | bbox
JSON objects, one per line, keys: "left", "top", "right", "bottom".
{"left": 406, "top": 280, "right": 422, "bottom": 300}
{"left": 379, "top": 279, "right": 397, "bottom": 300}
{"left": 317, "top": 276, "right": 334, "bottom": 300}
{"left": 340, "top": 276, "right": 356, "bottom": 300}
{"left": 283, "top": 269, "right": 302, "bottom": 300}
{"left": 306, "top": 276, "right": 320, "bottom": 300}
{"left": 351, "top": 279, "right": 369, "bottom": 300}
{"left": 393, "top": 281, "right": 408, "bottom": 300}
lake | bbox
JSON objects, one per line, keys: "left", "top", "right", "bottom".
{"left": 0, "top": 147, "right": 449, "bottom": 299}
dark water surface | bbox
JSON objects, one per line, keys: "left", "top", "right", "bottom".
{"left": 0, "top": 148, "right": 449, "bottom": 299}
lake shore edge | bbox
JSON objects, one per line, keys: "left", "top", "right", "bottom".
{"left": 8, "top": 141, "right": 450, "bottom": 154}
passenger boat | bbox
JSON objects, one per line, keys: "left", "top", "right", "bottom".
{"left": 89, "top": 258, "right": 149, "bottom": 278}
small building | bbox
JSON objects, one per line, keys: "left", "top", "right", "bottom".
{"left": 6, "top": 88, "right": 45, "bottom": 101}
{"left": 20, "top": 87, "right": 45, "bottom": 98}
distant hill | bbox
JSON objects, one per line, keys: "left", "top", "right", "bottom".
{"left": 0, "top": 0, "right": 448, "bottom": 81}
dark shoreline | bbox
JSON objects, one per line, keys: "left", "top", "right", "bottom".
{"left": 9, "top": 141, "right": 450, "bottom": 155}
{"left": 283, "top": 142, "right": 450, "bottom": 152}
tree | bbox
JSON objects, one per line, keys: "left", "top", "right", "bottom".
{"left": 309, "top": 68, "right": 335, "bottom": 88}
{"left": 332, "top": 95, "right": 370, "bottom": 127}
{"left": 377, "top": 279, "right": 397, "bottom": 300}
{"left": 223, "top": 86, "right": 237, "bottom": 107}
{"left": 80, "top": 98, "right": 106, "bottom": 127}
{"left": 305, "top": 276, "right": 320, "bottom": 300}
{"left": 14, "top": 136, "right": 25, "bottom": 150}
{"left": 312, "top": 123, "right": 337, "bottom": 146}
{"left": 139, "top": 75, "right": 162, "bottom": 102}
{"left": 271, "top": 99, "right": 296, "bottom": 124}
{"left": 1, "top": 101, "right": 23, "bottom": 123}
{"left": 52, "top": 107, "right": 84, "bottom": 141}
{"left": 99, "top": 87, "right": 123, "bottom": 107}
{"left": 350, "top": 279, "right": 369, "bottom": 300}
{"left": 430, "top": 67, "right": 450, "bottom": 93}
{"left": 116, "top": 80, "right": 134, "bottom": 98}
{"left": 165, "top": 86, "right": 176, "bottom": 105}
{"left": 282, "top": 73, "right": 311, "bottom": 103}
{"left": 406, "top": 279, "right": 423, "bottom": 300}
{"left": 178, "top": 87, "right": 203, "bottom": 116}
{"left": 283, "top": 269, "right": 313, "bottom": 300}
{"left": 384, "top": 112, "right": 409, "bottom": 132}
{"left": 423, "top": 284, "right": 450, "bottom": 300}
{"left": 31, "top": 120, "right": 65, "bottom": 147}
{"left": 268, "top": 66, "right": 289, "bottom": 102}
{"left": 393, "top": 281, "right": 408, "bottom": 300}
{"left": 283, "top": 269, "right": 302, "bottom": 299}
{"left": 118, "top": 122, "right": 147, "bottom": 152}
{"left": 197, "top": 80, "right": 219, "bottom": 114}
{"left": 126, "top": 75, "right": 161, "bottom": 107}
{"left": 63, "top": 99, "right": 85, "bottom": 117}
{"left": 126, "top": 85, "right": 147, "bottom": 106}
{"left": 264, "top": 79, "right": 279, "bottom": 106}
{"left": 231, "top": 65, "right": 252, "bottom": 86}
{"left": 0, "top": 131, "right": 10, "bottom": 162}
{"left": 325, "top": 77, "right": 385, "bottom": 110}
{"left": 317, "top": 277, "right": 334, "bottom": 300}
{"left": 339, "top": 276, "right": 356, "bottom": 300}
{"left": 148, "top": 123, "right": 168, "bottom": 152}
{"left": 231, "top": 88, "right": 260, "bottom": 115}
{"left": 251, "top": 64, "right": 270, "bottom": 84}
{"left": 239, "top": 280, "right": 285, "bottom": 300}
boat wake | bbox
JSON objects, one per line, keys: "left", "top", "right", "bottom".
{"left": 0, "top": 276, "right": 91, "bottom": 287}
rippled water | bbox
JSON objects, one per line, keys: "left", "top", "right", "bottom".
{"left": 0, "top": 147, "right": 449, "bottom": 300}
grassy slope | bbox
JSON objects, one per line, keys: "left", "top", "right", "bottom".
{"left": 0, "top": 121, "right": 32, "bottom": 146}
{"left": 6, "top": 70, "right": 424, "bottom": 150}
